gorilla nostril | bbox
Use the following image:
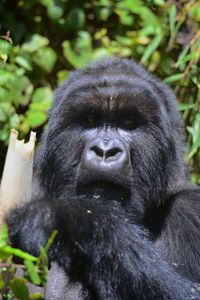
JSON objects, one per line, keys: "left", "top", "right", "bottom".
{"left": 106, "top": 148, "right": 121, "bottom": 159}
{"left": 91, "top": 146, "right": 104, "bottom": 157}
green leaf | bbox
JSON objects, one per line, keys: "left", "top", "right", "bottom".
{"left": 36, "top": 231, "right": 57, "bottom": 285}
{"left": 47, "top": 4, "right": 63, "bottom": 20}
{"left": 0, "top": 124, "right": 10, "bottom": 142}
{"left": 0, "top": 54, "right": 8, "bottom": 63}
{"left": 99, "top": 8, "right": 111, "bottom": 21}
{"left": 0, "top": 249, "right": 10, "bottom": 259}
{"left": 25, "top": 87, "right": 52, "bottom": 128}
{"left": 57, "top": 69, "right": 69, "bottom": 84}
{"left": 0, "top": 273, "right": 5, "bottom": 289}
{"left": 22, "top": 35, "right": 49, "bottom": 53}
{"left": 0, "top": 245, "right": 37, "bottom": 261}
{"left": 30, "top": 101, "right": 51, "bottom": 112}
{"left": 0, "top": 224, "right": 8, "bottom": 247}
{"left": 187, "top": 114, "right": 200, "bottom": 159}
{"left": 32, "top": 87, "right": 52, "bottom": 105}
{"left": 0, "top": 68, "right": 32, "bottom": 106}
{"left": 154, "top": 0, "right": 165, "bottom": 6}
{"left": 114, "top": 35, "right": 132, "bottom": 46}
{"left": 178, "top": 103, "right": 194, "bottom": 112}
{"left": 98, "top": 0, "right": 111, "bottom": 7}
{"left": 63, "top": 32, "right": 93, "bottom": 68}
{"left": 37, "top": 247, "right": 48, "bottom": 285}
{"left": 164, "top": 73, "right": 184, "bottom": 84}
{"left": 31, "top": 293, "right": 44, "bottom": 300}
{"left": 188, "top": 136, "right": 200, "bottom": 159}
{"left": 0, "top": 106, "right": 7, "bottom": 122}
{"left": 43, "top": 230, "right": 57, "bottom": 253}
{"left": 189, "top": 4, "right": 200, "bottom": 22}
{"left": 176, "top": 46, "right": 190, "bottom": 67}
{"left": 15, "top": 56, "right": 32, "bottom": 71}
{"left": 0, "top": 70, "right": 16, "bottom": 85}
{"left": 41, "top": 0, "right": 53, "bottom": 7}
{"left": 0, "top": 87, "right": 12, "bottom": 102}
{"left": 10, "top": 278, "right": 30, "bottom": 300}
{"left": 176, "top": 39, "right": 199, "bottom": 68}
{"left": 26, "top": 111, "right": 47, "bottom": 127}
{"left": 191, "top": 173, "right": 200, "bottom": 185}
{"left": 33, "top": 47, "right": 57, "bottom": 73}
{"left": 0, "top": 102, "right": 14, "bottom": 118}
{"left": 169, "top": 5, "right": 176, "bottom": 35}
{"left": 67, "top": 9, "right": 85, "bottom": 29}
{"left": 117, "top": 0, "right": 160, "bottom": 29}
{"left": 10, "top": 114, "right": 20, "bottom": 128}
{"left": 119, "top": 12, "right": 134, "bottom": 26}
{"left": 0, "top": 39, "right": 12, "bottom": 56}
{"left": 24, "top": 260, "right": 41, "bottom": 285}
{"left": 141, "top": 34, "right": 162, "bottom": 63}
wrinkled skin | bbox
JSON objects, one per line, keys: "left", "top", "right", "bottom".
{"left": 7, "top": 58, "right": 200, "bottom": 299}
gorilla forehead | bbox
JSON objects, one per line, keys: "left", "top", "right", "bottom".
{"left": 49, "top": 58, "right": 184, "bottom": 142}
{"left": 55, "top": 64, "right": 164, "bottom": 123}
{"left": 55, "top": 58, "right": 172, "bottom": 112}
{"left": 66, "top": 83, "right": 161, "bottom": 121}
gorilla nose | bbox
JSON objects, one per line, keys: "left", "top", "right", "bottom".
{"left": 91, "top": 144, "right": 121, "bottom": 161}
{"left": 83, "top": 137, "right": 128, "bottom": 171}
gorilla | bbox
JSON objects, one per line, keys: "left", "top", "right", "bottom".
{"left": 6, "top": 58, "right": 200, "bottom": 299}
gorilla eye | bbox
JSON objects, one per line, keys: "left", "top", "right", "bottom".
{"left": 120, "top": 118, "right": 138, "bottom": 130}
{"left": 79, "top": 114, "right": 100, "bottom": 128}
{"left": 87, "top": 116, "right": 97, "bottom": 126}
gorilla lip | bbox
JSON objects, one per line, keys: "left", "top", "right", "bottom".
{"left": 76, "top": 179, "right": 131, "bottom": 203}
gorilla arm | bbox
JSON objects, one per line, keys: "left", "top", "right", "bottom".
{"left": 6, "top": 196, "right": 200, "bottom": 300}
{"left": 155, "top": 187, "right": 200, "bottom": 284}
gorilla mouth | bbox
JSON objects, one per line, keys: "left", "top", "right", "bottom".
{"left": 77, "top": 180, "right": 131, "bottom": 204}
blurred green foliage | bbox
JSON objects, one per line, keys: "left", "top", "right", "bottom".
{"left": 0, "top": 224, "right": 57, "bottom": 299}
{"left": 0, "top": 0, "right": 199, "bottom": 182}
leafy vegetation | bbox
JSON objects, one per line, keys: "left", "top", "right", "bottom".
{"left": 0, "top": 224, "right": 57, "bottom": 299}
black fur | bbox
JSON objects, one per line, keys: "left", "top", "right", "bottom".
{"left": 6, "top": 58, "right": 200, "bottom": 299}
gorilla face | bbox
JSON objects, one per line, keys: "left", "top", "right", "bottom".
{"left": 35, "top": 58, "right": 185, "bottom": 218}
{"left": 73, "top": 86, "right": 161, "bottom": 205}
